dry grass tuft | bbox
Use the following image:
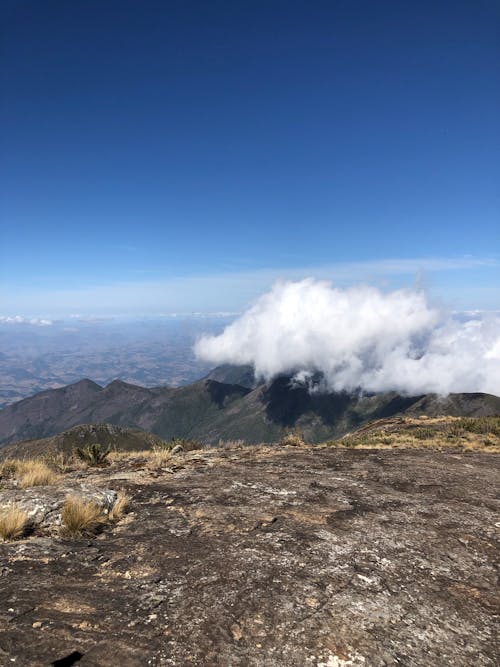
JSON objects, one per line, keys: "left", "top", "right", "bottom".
{"left": 0, "top": 459, "right": 23, "bottom": 479}
{"left": 0, "top": 506, "right": 29, "bottom": 541}
{"left": 108, "top": 450, "right": 134, "bottom": 462}
{"left": 42, "top": 450, "right": 85, "bottom": 473}
{"left": 147, "top": 448, "right": 173, "bottom": 468}
{"left": 61, "top": 495, "right": 106, "bottom": 536}
{"left": 0, "top": 459, "right": 59, "bottom": 487}
{"left": 109, "top": 491, "right": 131, "bottom": 521}
{"left": 18, "top": 461, "right": 59, "bottom": 488}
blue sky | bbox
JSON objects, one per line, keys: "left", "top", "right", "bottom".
{"left": 1, "top": 0, "right": 499, "bottom": 316}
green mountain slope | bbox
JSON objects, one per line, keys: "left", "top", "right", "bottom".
{"left": 1, "top": 369, "right": 499, "bottom": 448}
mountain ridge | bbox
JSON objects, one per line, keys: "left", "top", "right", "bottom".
{"left": 1, "top": 368, "right": 499, "bottom": 448}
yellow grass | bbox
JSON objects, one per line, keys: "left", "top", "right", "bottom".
{"left": 0, "top": 458, "right": 59, "bottom": 487}
{"left": 18, "top": 461, "right": 59, "bottom": 488}
{"left": 42, "top": 450, "right": 85, "bottom": 473}
{"left": 61, "top": 495, "right": 106, "bottom": 536}
{"left": 0, "top": 506, "right": 29, "bottom": 541}
{"left": 328, "top": 416, "right": 500, "bottom": 452}
{"left": 109, "top": 491, "right": 130, "bottom": 521}
{"left": 147, "top": 448, "right": 173, "bottom": 468}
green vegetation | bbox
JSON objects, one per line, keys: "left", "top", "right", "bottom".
{"left": 74, "top": 443, "right": 111, "bottom": 466}
{"left": 2, "top": 375, "right": 500, "bottom": 451}
{"left": 448, "top": 416, "right": 500, "bottom": 437}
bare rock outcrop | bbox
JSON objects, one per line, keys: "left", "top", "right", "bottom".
{"left": 0, "top": 485, "right": 117, "bottom": 533}
{"left": 0, "top": 446, "right": 499, "bottom": 666}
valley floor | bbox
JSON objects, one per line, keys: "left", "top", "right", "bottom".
{"left": 0, "top": 445, "right": 499, "bottom": 666}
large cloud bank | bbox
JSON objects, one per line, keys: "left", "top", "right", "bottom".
{"left": 195, "top": 279, "right": 500, "bottom": 396}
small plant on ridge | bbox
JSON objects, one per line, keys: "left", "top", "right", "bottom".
{"left": 74, "top": 443, "right": 111, "bottom": 466}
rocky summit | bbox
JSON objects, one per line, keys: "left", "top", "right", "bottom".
{"left": 0, "top": 443, "right": 499, "bottom": 666}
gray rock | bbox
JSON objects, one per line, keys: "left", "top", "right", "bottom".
{"left": 0, "top": 484, "right": 117, "bottom": 531}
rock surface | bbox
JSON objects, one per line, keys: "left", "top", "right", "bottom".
{"left": 0, "top": 445, "right": 499, "bottom": 666}
{"left": 0, "top": 485, "right": 117, "bottom": 534}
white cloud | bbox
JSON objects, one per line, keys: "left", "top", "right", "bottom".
{"left": 0, "top": 315, "right": 25, "bottom": 324}
{"left": 195, "top": 279, "right": 500, "bottom": 396}
{"left": 0, "top": 316, "right": 53, "bottom": 326}
{"left": 30, "top": 318, "right": 53, "bottom": 326}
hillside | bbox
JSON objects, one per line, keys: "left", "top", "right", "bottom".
{"left": 3, "top": 414, "right": 500, "bottom": 463}
{"left": 0, "top": 377, "right": 250, "bottom": 447}
{"left": 204, "top": 364, "right": 257, "bottom": 389}
{"left": 0, "top": 443, "right": 499, "bottom": 665}
{"left": 1, "top": 369, "right": 500, "bottom": 448}
{"left": 336, "top": 415, "right": 500, "bottom": 452}
{"left": 0, "top": 423, "right": 170, "bottom": 460}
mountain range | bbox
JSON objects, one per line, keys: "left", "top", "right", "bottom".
{"left": 1, "top": 365, "right": 499, "bottom": 448}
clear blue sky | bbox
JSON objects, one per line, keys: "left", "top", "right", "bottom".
{"left": 1, "top": 0, "right": 499, "bottom": 315}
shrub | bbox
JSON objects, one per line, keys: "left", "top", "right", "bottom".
{"left": 413, "top": 427, "right": 436, "bottom": 440}
{"left": 61, "top": 495, "right": 106, "bottom": 536}
{"left": 74, "top": 443, "right": 111, "bottom": 466}
{"left": 0, "top": 506, "right": 29, "bottom": 541}
{"left": 458, "top": 417, "right": 500, "bottom": 437}
{"left": 279, "top": 431, "right": 305, "bottom": 447}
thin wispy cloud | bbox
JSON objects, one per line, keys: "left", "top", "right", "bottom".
{"left": 0, "top": 316, "right": 53, "bottom": 326}
{"left": 1, "top": 256, "right": 498, "bottom": 316}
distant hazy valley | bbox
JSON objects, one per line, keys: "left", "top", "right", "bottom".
{"left": 0, "top": 317, "right": 230, "bottom": 408}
